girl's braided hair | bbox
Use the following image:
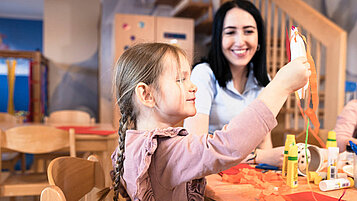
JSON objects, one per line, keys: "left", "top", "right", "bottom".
{"left": 98, "top": 42, "right": 185, "bottom": 201}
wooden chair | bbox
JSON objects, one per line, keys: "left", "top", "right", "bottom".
{"left": 0, "top": 112, "right": 24, "bottom": 173}
{"left": 40, "top": 155, "right": 105, "bottom": 201}
{"left": 0, "top": 112, "right": 22, "bottom": 124}
{"left": 44, "top": 110, "right": 95, "bottom": 125}
{"left": 0, "top": 125, "right": 76, "bottom": 198}
{"left": 43, "top": 110, "right": 95, "bottom": 163}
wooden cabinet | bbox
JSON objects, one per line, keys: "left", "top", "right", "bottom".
{"left": 114, "top": 14, "right": 194, "bottom": 62}
{"left": 113, "top": 14, "right": 194, "bottom": 128}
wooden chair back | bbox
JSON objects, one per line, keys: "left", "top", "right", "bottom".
{"left": 0, "top": 112, "right": 22, "bottom": 123}
{"left": 41, "top": 155, "right": 105, "bottom": 201}
{"left": 1, "top": 126, "right": 76, "bottom": 155}
{"left": 44, "top": 110, "right": 95, "bottom": 125}
{"left": 0, "top": 125, "right": 76, "bottom": 197}
{"left": 0, "top": 112, "right": 24, "bottom": 172}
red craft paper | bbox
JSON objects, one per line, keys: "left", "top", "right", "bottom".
{"left": 56, "top": 126, "right": 97, "bottom": 131}
{"left": 220, "top": 163, "right": 254, "bottom": 175}
{"left": 285, "top": 192, "right": 344, "bottom": 201}
{"left": 74, "top": 129, "right": 116, "bottom": 136}
{"left": 56, "top": 126, "right": 116, "bottom": 136}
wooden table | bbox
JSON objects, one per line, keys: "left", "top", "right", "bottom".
{"left": 206, "top": 174, "right": 357, "bottom": 200}
{"left": 0, "top": 123, "right": 118, "bottom": 188}
{"left": 70, "top": 124, "right": 118, "bottom": 188}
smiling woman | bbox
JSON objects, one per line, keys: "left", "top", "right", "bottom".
{"left": 184, "top": 0, "right": 285, "bottom": 167}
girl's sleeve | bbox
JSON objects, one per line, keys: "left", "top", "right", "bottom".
{"left": 191, "top": 63, "right": 216, "bottom": 115}
{"left": 335, "top": 100, "right": 357, "bottom": 150}
{"left": 153, "top": 99, "right": 277, "bottom": 188}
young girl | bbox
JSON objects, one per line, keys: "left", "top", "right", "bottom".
{"left": 107, "top": 43, "right": 309, "bottom": 201}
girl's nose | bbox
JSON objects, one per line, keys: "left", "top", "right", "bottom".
{"left": 190, "top": 82, "right": 197, "bottom": 93}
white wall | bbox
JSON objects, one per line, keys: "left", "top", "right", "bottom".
{"left": 44, "top": 0, "right": 100, "bottom": 118}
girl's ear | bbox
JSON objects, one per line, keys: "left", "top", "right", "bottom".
{"left": 135, "top": 82, "right": 155, "bottom": 108}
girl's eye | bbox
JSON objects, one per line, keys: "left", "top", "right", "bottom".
{"left": 176, "top": 78, "right": 186, "bottom": 82}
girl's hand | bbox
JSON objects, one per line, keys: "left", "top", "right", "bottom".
{"left": 274, "top": 56, "right": 311, "bottom": 94}
{"left": 255, "top": 146, "right": 285, "bottom": 167}
{"left": 257, "top": 56, "right": 310, "bottom": 117}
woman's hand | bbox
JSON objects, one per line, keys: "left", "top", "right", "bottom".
{"left": 255, "top": 146, "right": 285, "bottom": 167}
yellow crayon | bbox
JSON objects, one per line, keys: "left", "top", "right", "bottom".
{"left": 282, "top": 134, "right": 296, "bottom": 178}
{"left": 287, "top": 143, "right": 298, "bottom": 188}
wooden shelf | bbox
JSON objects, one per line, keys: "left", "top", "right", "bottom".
{"left": 0, "top": 50, "right": 47, "bottom": 61}
{"left": 195, "top": 6, "right": 213, "bottom": 35}
{"left": 0, "top": 50, "right": 48, "bottom": 122}
{"left": 154, "top": 0, "right": 181, "bottom": 7}
{"left": 171, "top": 0, "right": 211, "bottom": 19}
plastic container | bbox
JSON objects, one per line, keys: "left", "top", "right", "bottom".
{"left": 287, "top": 143, "right": 298, "bottom": 188}
{"left": 319, "top": 178, "right": 354, "bottom": 191}
{"left": 327, "top": 147, "right": 339, "bottom": 180}
{"left": 296, "top": 143, "right": 323, "bottom": 176}
{"left": 282, "top": 134, "right": 296, "bottom": 178}
{"left": 326, "top": 130, "right": 337, "bottom": 148}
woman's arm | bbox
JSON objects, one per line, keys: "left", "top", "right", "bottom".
{"left": 241, "top": 133, "right": 284, "bottom": 167}
{"left": 257, "top": 132, "right": 272, "bottom": 149}
{"left": 252, "top": 132, "right": 284, "bottom": 167}
{"left": 255, "top": 147, "right": 284, "bottom": 167}
{"left": 184, "top": 113, "right": 209, "bottom": 136}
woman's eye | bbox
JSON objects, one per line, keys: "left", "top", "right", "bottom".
{"left": 244, "top": 30, "right": 255, "bottom": 34}
{"left": 224, "top": 31, "right": 235, "bottom": 35}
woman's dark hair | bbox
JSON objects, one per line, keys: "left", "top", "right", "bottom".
{"left": 207, "top": 0, "right": 269, "bottom": 88}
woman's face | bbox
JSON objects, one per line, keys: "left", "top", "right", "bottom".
{"left": 221, "top": 7, "right": 258, "bottom": 70}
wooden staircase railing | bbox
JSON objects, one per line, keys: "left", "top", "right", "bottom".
{"left": 250, "top": 0, "right": 347, "bottom": 132}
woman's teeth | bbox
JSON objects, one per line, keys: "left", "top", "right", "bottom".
{"left": 233, "top": 49, "right": 247, "bottom": 54}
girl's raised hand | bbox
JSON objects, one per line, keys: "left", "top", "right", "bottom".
{"left": 275, "top": 56, "right": 311, "bottom": 94}
{"left": 257, "top": 56, "right": 310, "bottom": 117}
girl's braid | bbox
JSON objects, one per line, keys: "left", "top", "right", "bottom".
{"left": 113, "top": 100, "right": 135, "bottom": 201}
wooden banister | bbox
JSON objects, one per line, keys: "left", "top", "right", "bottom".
{"left": 271, "top": 0, "right": 347, "bottom": 130}
{"left": 247, "top": 0, "right": 347, "bottom": 132}
{"left": 272, "top": 0, "right": 345, "bottom": 45}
